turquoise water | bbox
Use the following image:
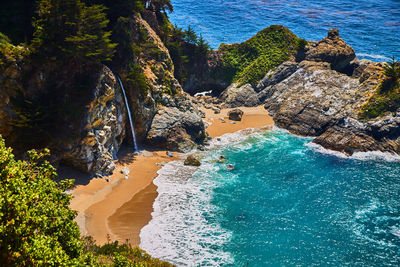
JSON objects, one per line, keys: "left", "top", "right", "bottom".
{"left": 141, "top": 130, "right": 400, "bottom": 266}
{"left": 169, "top": 0, "right": 400, "bottom": 61}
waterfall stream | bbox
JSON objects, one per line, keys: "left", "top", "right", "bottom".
{"left": 117, "top": 76, "right": 139, "bottom": 152}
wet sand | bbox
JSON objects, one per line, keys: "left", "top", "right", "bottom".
{"left": 69, "top": 149, "right": 178, "bottom": 245}
{"left": 69, "top": 105, "right": 274, "bottom": 246}
{"left": 202, "top": 105, "right": 274, "bottom": 138}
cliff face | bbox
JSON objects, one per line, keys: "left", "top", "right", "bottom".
{"left": 112, "top": 14, "right": 207, "bottom": 152}
{"left": 61, "top": 66, "right": 126, "bottom": 175}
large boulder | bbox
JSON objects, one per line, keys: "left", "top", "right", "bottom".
{"left": 220, "top": 83, "right": 260, "bottom": 108}
{"left": 146, "top": 107, "right": 207, "bottom": 152}
{"left": 304, "top": 28, "right": 355, "bottom": 73}
{"left": 228, "top": 109, "right": 244, "bottom": 121}
{"left": 184, "top": 154, "right": 201, "bottom": 166}
{"left": 263, "top": 61, "right": 362, "bottom": 136}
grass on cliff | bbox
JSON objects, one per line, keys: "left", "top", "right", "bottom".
{"left": 218, "top": 25, "right": 303, "bottom": 86}
{"left": 359, "top": 58, "right": 400, "bottom": 120}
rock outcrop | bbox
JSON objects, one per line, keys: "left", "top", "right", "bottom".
{"left": 184, "top": 154, "right": 201, "bottom": 166}
{"left": 257, "top": 30, "right": 395, "bottom": 155}
{"left": 112, "top": 14, "right": 207, "bottom": 152}
{"left": 303, "top": 28, "right": 356, "bottom": 73}
{"left": 147, "top": 107, "right": 206, "bottom": 152}
{"left": 220, "top": 83, "right": 260, "bottom": 108}
{"left": 218, "top": 28, "right": 398, "bottom": 155}
{"left": 228, "top": 109, "right": 244, "bottom": 121}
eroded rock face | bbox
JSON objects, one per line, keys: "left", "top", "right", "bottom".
{"left": 304, "top": 28, "right": 355, "bottom": 73}
{"left": 263, "top": 60, "right": 363, "bottom": 136}
{"left": 147, "top": 107, "right": 206, "bottom": 152}
{"left": 260, "top": 58, "right": 396, "bottom": 154}
{"left": 114, "top": 14, "right": 207, "bottom": 152}
{"left": 220, "top": 83, "right": 260, "bottom": 108}
{"left": 62, "top": 66, "right": 126, "bottom": 175}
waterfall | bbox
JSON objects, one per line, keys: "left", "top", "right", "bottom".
{"left": 117, "top": 76, "right": 139, "bottom": 152}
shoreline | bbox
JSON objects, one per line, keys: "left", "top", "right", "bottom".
{"left": 68, "top": 105, "right": 274, "bottom": 246}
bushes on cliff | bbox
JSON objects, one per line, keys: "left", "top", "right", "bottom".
{"left": 219, "top": 25, "right": 300, "bottom": 86}
{"left": 0, "top": 137, "right": 84, "bottom": 265}
{"left": 359, "top": 58, "right": 400, "bottom": 120}
{"left": 0, "top": 136, "right": 171, "bottom": 266}
{"left": 165, "top": 25, "right": 211, "bottom": 84}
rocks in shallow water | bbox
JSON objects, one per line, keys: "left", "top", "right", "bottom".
{"left": 184, "top": 154, "right": 201, "bottom": 166}
{"left": 228, "top": 109, "right": 244, "bottom": 121}
{"left": 146, "top": 107, "right": 207, "bottom": 152}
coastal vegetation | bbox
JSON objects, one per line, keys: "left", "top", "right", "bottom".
{"left": 218, "top": 25, "right": 303, "bottom": 86}
{"left": 359, "top": 57, "right": 400, "bottom": 120}
{"left": 0, "top": 136, "right": 171, "bottom": 266}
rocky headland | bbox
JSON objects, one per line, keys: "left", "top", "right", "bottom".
{"left": 212, "top": 28, "right": 399, "bottom": 156}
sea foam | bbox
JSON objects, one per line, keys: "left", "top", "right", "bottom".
{"left": 139, "top": 161, "right": 234, "bottom": 266}
{"left": 307, "top": 142, "right": 400, "bottom": 162}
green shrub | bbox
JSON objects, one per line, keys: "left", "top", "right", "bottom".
{"left": 125, "top": 64, "right": 150, "bottom": 98}
{"left": 219, "top": 25, "right": 300, "bottom": 86}
{"left": 0, "top": 138, "right": 84, "bottom": 265}
{"left": 358, "top": 57, "right": 400, "bottom": 120}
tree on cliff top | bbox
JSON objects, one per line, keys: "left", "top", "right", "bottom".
{"left": 32, "top": 0, "right": 116, "bottom": 63}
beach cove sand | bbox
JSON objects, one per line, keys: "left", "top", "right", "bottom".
{"left": 69, "top": 105, "right": 274, "bottom": 246}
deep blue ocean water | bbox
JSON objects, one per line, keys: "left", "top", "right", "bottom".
{"left": 141, "top": 130, "right": 400, "bottom": 266}
{"left": 169, "top": 0, "right": 400, "bottom": 61}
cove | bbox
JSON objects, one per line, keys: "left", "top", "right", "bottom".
{"left": 141, "top": 130, "right": 400, "bottom": 266}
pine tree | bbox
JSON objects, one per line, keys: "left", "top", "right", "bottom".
{"left": 32, "top": 0, "right": 116, "bottom": 63}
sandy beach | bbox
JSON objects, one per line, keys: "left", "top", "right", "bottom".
{"left": 69, "top": 105, "right": 274, "bottom": 246}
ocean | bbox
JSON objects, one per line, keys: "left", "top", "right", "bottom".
{"left": 141, "top": 130, "right": 400, "bottom": 266}
{"left": 141, "top": 1, "right": 400, "bottom": 265}
{"left": 168, "top": 0, "right": 399, "bottom": 61}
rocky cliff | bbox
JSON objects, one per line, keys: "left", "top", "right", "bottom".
{"left": 111, "top": 14, "right": 207, "bottom": 152}
{"left": 219, "top": 29, "right": 399, "bottom": 155}
{"left": 0, "top": 12, "right": 207, "bottom": 175}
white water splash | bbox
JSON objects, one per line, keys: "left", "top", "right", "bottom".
{"left": 307, "top": 142, "right": 400, "bottom": 162}
{"left": 140, "top": 161, "right": 234, "bottom": 266}
{"left": 357, "top": 53, "right": 390, "bottom": 61}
